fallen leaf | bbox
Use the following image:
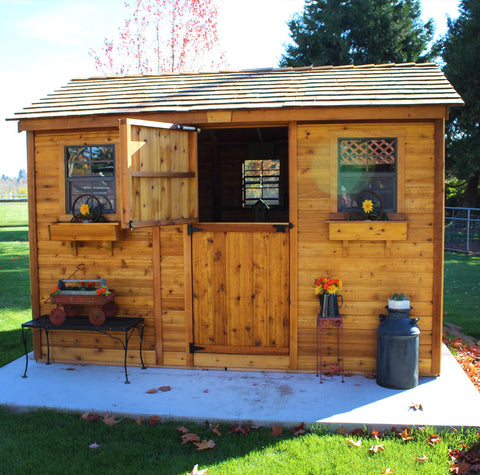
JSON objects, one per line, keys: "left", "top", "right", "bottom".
{"left": 368, "top": 444, "right": 385, "bottom": 453}
{"left": 271, "top": 425, "right": 283, "bottom": 436}
{"left": 346, "top": 438, "right": 362, "bottom": 447}
{"left": 158, "top": 386, "right": 172, "bottom": 392}
{"left": 294, "top": 422, "right": 306, "bottom": 436}
{"left": 194, "top": 439, "right": 216, "bottom": 451}
{"left": 381, "top": 469, "right": 395, "bottom": 474}
{"left": 103, "top": 412, "right": 121, "bottom": 426}
{"left": 186, "top": 464, "right": 209, "bottom": 475}
{"left": 427, "top": 434, "right": 441, "bottom": 446}
{"left": 414, "top": 454, "right": 428, "bottom": 463}
{"left": 399, "top": 428, "right": 414, "bottom": 442}
{"left": 230, "top": 424, "right": 250, "bottom": 436}
{"left": 371, "top": 430, "right": 380, "bottom": 440}
{"left": 203, "top": 389, "right": 209, "bottom": 393}
{"left": 149, "top": 415, "right": 161, "bottom": 427}
{"left": 88, "top": 442, "right": 100, "bottom": 449}
{"left": 182, "top": 433, "right": 201, "bottom": 445}
{"left": 336, "top": 426, "right": 347, "bottom": 435}
{"left": 409, "top": 402, "right": 423, "bottom": 411}
{"left": 135, "top": 417, "right": 143, "bottom": 426}
{"left": 177, "top": 426, "right": 190, "bottom": 434}
{"left": 146, "top": 388, "right": 158, "bottom": 394}
{"left": 209, "top": 423, "right": 222, "bottom": 437}
{"left": 81, "top": 412, "right": 100, "bottom": 422}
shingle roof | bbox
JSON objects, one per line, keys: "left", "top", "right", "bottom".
{"left": 12, "top": 63, "right": 463, "bottom": 120}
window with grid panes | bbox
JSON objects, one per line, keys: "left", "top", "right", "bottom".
{"left": 242, "top": 142, "right": 280, "bottom": 207}
{"left": 65, "top": 145, "right": 116, "bottom": 214}
{"left": 338, "top": 138, "right": 397, "bottom": 212}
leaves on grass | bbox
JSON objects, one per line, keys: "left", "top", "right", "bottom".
{"left": 414, "top": 454, "right": 428, "bottom": 463}
{"left": 230, "top": 424, "right": 250, "bottom": 436}
{"left": 399, "top": 428, "right": 414, "bottom": 442}
{"left": 449, "top": 441, "right": 480, "bottom": 474}
{"left": 346, "top": 438, "right": 362, "bottom": 447}
{"left": 186, "top": 465, "right": 209, "bottom": 475}
{"left": 208, "top": 422, "right": 222, "bottom": 437}
{"left": 182, "top": 433, "right": 201, "bottom": 445}
{"left": 177, "top": 426, "right": 190, "bottom": 434}
{"left": 135, "top": 417, "right": 143, "bottom": 426}
{"left": 194, "top": 439, "right": 216, "bottom": 451}
{"left": 88, "top": 442, "right": 100, "bottom": 449}
{"left": 368, "top": 444, "right": 385, "bottom": 453}
{"left": 103, "top": 412, "right": 121, "bottom": 426}
{"left": 81, "top": 412, "right": 100, "bottom": 422}
{"left": 443, "top": 335, "right": 480, "bottom": 392}
{"left": 271, "top": 425, "right": 283, "bottom": 437}
{"left": 149, "top": 415, "right": 161, "bottom": 427}
{"left": 294, "top": 422, "right": 306, "bottom": 436}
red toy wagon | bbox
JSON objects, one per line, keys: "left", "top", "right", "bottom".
{"left": 49, "top": 278, "right": 117, "bottom": 326}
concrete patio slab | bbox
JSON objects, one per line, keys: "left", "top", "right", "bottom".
{"left": 1, "top": 344, "right": 479, "bottom": 430}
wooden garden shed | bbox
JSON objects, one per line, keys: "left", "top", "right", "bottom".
{"left": 11, "top": 63, "right": 463, "bottom": 377}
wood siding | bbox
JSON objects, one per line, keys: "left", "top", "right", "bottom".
{"left": 295, "top": 122, "right": 440, "bottom": 376}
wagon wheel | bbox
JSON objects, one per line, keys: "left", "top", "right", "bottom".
{"left": 349, "top": 190, "right": 384, "bottom": 220}
{"left": 102, "top": 301, "right": 118, "bottom": 318}
{"left": 89, "top": 308, "right": 106, "bottom": 326}
{"left": 71, "top": 194, "right": 104, "bottom": 223}
{"left": 50, "top": 307, "right": 66, "bottom": 325}
{"left": 64, "top": 304, "right": 78, "bottom": 318}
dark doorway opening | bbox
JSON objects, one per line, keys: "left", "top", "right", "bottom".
{"left": 197, "top": 127, "right": 289, "bottom": 222}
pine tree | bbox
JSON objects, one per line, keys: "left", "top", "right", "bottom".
{"left": 280, "top": 0, "right": 435, "bottom": 67}
{"left": 440, "top": 0, "right": 480, "bottom": 207}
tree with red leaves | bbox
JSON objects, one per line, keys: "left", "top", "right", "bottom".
{"left": 90, "top": 0, "right": 228, "bottom": 75}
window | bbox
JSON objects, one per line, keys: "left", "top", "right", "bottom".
{"left": 65, "top": 145, "right": 115, "bottom": 214}
{"left": 338, "top": 138, "right": 397, "bottom": 212}
{"left": 242, "top": 159, "right": 281, "bottom": 207}
{"left": 242, "top": 143, "right": 280, "bottom": 207}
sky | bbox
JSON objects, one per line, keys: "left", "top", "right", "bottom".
{"left": 0, "top": 0, "right": 461, "bottom": 178}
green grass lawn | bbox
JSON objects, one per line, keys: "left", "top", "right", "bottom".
{"left": 0, "top": 408, "right": 477, "bottom": 475}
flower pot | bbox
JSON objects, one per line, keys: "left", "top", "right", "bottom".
{"left": 388, "top": 299, "right": 410, "bottom": 310}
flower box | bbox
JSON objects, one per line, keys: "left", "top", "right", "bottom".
{"left": 327, "top": 221, "right": 408, "bottom": 241}
{"left": 49, "top": 222, "right": 119, "bottom": 241}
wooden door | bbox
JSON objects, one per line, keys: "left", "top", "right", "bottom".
{"left": 191, "top": 223, "right": 290, "bottom": 356}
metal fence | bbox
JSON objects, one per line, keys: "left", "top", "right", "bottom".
{"left": 445, "top": 207, "right": 480, "bottom": 254}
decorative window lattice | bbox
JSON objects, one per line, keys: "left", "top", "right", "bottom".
{"left": 339, "top": 139, "right": 396, "bottom": 167}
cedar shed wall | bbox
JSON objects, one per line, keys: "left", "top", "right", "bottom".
{"left": 295, "top": 122, "right": 442, "bottom": 376}
{"left": 33, "top": 129, "right": 157, "bottom": 367}
{"left": 30, "top": 119, "right": 443, "bottom": 376}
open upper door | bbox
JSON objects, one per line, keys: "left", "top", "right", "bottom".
{"left": 119, "top": 118, "right": 199, "bottom": 229}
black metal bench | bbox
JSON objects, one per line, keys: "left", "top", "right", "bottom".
{"left": 21, "top": 315, "right": 145, "bottom": 383}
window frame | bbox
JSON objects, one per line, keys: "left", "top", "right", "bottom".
{"left": 64, "top": 144, "right": 116, "bottom": 215}
{"left": 242, "top": 158, "right": 281, "bottom": 208}
{"left": 337, "top": 137, "right": 398, "bottom": 214}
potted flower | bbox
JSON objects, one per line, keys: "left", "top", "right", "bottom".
{"left": 388, "top": 293, "right": 410, "bottom": 310}
{"left": 314, "top": 277, "right": 343, "bottom": 317}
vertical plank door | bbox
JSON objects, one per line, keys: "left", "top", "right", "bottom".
{"left": 191, "top": 223, "right": 290, "bottom": 356}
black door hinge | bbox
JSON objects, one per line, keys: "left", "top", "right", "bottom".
{"left": 187, "top": 223, "right": 204, "bottom": 235}
{"left": 273, "top": 223, "right": 294, "bottom": 233}
{"left": 189, "top": 342, "right": 206, "bottom": 353}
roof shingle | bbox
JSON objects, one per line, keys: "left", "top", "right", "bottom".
{"left": 12, "top": 63, "right": 463, "bottom": 120}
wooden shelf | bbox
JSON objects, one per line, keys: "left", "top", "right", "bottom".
{"left": 48, "top": 222, "right": 120, "bottom": 255}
